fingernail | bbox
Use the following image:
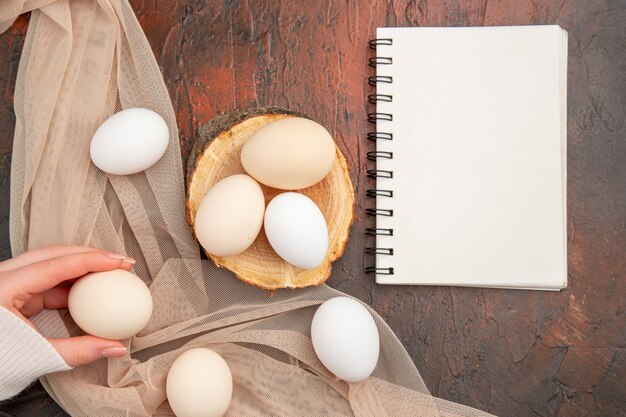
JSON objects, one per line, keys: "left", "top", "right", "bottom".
{"left": 107, "top": 252, "right": 136, "bottom": 265}
{"left": 101, "top": 347, "right": 128, "bottom": 358}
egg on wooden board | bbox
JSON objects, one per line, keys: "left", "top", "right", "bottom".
{"left": 166, "top": 348, "right": 233, "bottom": 417}
{"left": 263, "top": 192, "right": 328, "bottom": 269}
{"left": 68, "top": 270, "right": 153, "bottom": 340}
{"left": 240, "top": 117, "right": 336, "bottom": 190}
{"left": 194, "top": 174, "right": 265, "bottom": 257}
{"left": 311, "top": 297, "right": 380, "bottom": 382}
{"left": 90, "top": 108, "right": 169, "bottom": 175}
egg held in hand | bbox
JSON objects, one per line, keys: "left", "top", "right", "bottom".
{"left": 68, "top": 269, "right": 153, "bottom": 340}
{"left": 166, "top": 348, "right": 233, "bottom": 417}
{"left": 240, "top": 117, "right": 336, "bottom": 190}
{"left": 311, "top": 297, "right": 380, "bottom": 382}
{"left": 90, "top": 108, "right": 169, "bottom": 175}
{"left": 194, "top": 174, "right": 265, "bottom": 257}
{"left": 264, "top": 192, "right": 329, "bottom": 269}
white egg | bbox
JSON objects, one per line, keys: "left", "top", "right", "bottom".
{"left": 166, "top": 348, "right": 233, "bottom": 417}
{"left": 90, "top": 108, "right": 169, "bottom": 175}
{"left": 311, "top": 297, "right": 380, "bottom": 382}
{"left": 194, "top": 175, "right": 265, "bottom": 257}
{"left": 68, "top": 270, "right": 153, "bottom": 340}
{"left": 264, "top": 192, "right": 328, "bottom": 269}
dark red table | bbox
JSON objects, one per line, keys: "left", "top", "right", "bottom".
{"left": 0, "top": 1, "right": 624, "bottom": 416}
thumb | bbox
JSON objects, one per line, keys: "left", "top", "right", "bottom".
{"left": 47, "top": 336, "right": 128, "bottom": 367}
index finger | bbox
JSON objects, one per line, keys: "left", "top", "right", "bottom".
{"left": 10, "top": 251, "right": 135, "bottom": 294}
{"left": 0, "top": 245, "right": 102, "bottom": 273}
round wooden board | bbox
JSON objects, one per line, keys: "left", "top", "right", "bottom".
{"left": 186, "top": 107, "right": 355, "bottom": 289}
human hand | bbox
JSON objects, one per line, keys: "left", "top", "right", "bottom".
{"left": 0, "top": 245, "right": 136, "bottom": 367}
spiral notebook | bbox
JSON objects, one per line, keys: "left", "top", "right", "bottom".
{"left": 367, "top": 25, "right": 568, "bottom": 290}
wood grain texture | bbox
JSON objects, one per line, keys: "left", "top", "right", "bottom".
{"left": 0, "top": 0, "right": 624, "bottom": 416}
{"left": 186, "top": 108, "right": 355, "bottom": 289}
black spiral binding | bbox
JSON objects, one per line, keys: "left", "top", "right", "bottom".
{"left": 367, "top": 132, "right": 392, "bottom": 142}
{"left": 367, "top": 76, "right": 392, "bottom": 86}
{"left": 364, "top": 267, "right": 395, "bottom": 275}
{"left": 366, "top": 38, "right": 395, "bottom": 276}
{"left": 366, "top": 189, "right": 393, "bottom": 198}
{"left": 368, "top": 57, "right": 393, "bottom": 67}
{"left": 368, "top": 94, "right": 392, "bottom": 104}
{"left": 367, "top": 112, "right": 392, "bottom": 123}
{"left": 365, "top": 247, "right": 394, "bottom": 255}
{"left": 367, "top": 151, "right": 393, "bottom": 161}
{"left": 367, "top": 169, "right": 393, "bottom": 179}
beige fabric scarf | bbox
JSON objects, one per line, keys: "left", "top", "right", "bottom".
{"left": 0, "top": 1, "right": 494, "bottom": 416}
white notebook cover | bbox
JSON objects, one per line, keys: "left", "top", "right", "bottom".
{"left": 373, "top": 25, "right": 567, "bottom": 289}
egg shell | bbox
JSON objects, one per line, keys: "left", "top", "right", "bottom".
{"left": 194, "top": 174, "right": 265, "bottom": 257}
{"left": 68, "top": 270, "right": 153, "bottom": 340}
{"left": 240, "top": 117, "right": 336, "bottom": 189}
{"left": 166, "top": 348, "right": 233, "bottom": 417}
{"left": 90, "top": 108, "right": 169, "bottom": 175}
{"left": 264, "top": 192, "right": 328, "bottom": 269}
{"left": 311, "top": 297, "right": 380, "bottom": 382}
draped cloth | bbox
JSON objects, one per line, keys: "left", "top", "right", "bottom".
{"left": 0, "top": 1, "right": 494, "bottom": 416}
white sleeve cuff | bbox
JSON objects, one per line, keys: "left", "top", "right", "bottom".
{"left": 0, "top": 306, "right": 71, "bottom": 400}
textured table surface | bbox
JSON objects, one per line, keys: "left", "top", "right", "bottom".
{"left": 0, "top": 1, "right": 624, "bottom": 416}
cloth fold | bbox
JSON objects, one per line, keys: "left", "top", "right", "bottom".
{"left": 1, "top": 1, "right": 494, "bottom": 416}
